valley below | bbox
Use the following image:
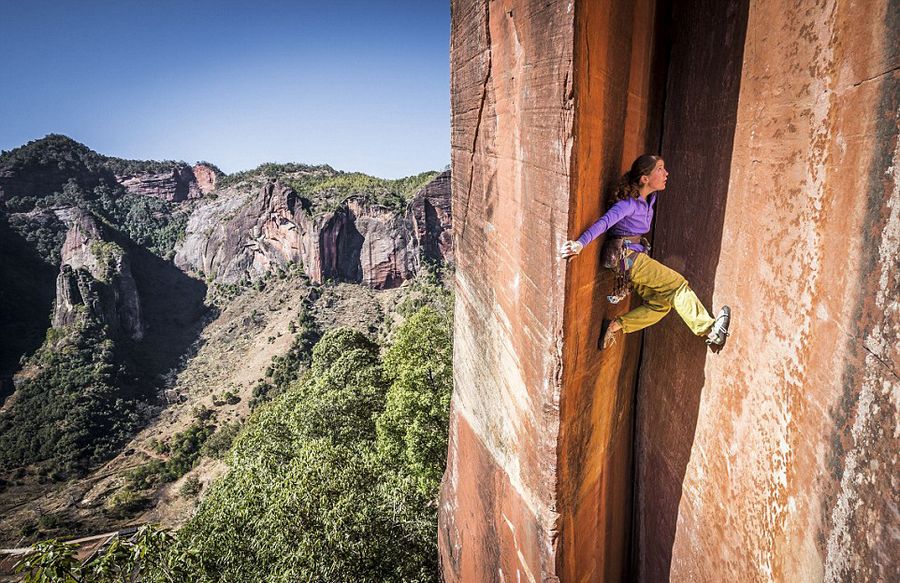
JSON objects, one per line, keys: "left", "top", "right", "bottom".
{"left": 0, "top": 135, "right": 454, "bottom": 581}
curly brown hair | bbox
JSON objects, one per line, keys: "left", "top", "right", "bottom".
{"left": 611, "top": 154, "right": 663, "bottom": 203}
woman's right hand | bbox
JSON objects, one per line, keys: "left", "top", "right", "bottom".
{"left": 560, "top": 240, "right": 583, "bottom": 259}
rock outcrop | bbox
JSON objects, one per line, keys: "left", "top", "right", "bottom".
{"left": 116, "top": 163, "right": 215, "bottom": 202}
{"left": 408, "top": 170, "right": 453, "bottom": 268}
{"left": 52, "top": 210, "right": 144, "bottom": 340}
{"left": 441, "top": 1, "right": 898, "bottom": 582}
{"left": 174, "top": 171, "right": 451, "bottom": 288}
{"left": 191, "top": 163, "right": 218, "bottom": 195}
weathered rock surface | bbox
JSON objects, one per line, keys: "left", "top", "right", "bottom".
{"left": 441, "top": 0, "right": 898, "bottom": 581}
{"left": 634, "top": 2, "right": 899, "bottom": 582}
{"left": 174, "top": 171, "right": 451, "bottom": 288}
{"left": 116, "top": 163, "right": 214, "bottom": 202}
{"left": 439, "top": 1, "right": 575, "bottom": 581}
{"left": 191, "top": 163, "right": 218, "bottom": 195}
{"left": 408, "top": 170, "right": 453, "bottom": 268}
{"left": 52, "top": 210, "right": 144, "bottom": 340}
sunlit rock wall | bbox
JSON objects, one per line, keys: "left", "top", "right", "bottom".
{"left": 174, "top": 173, "right": 451, "bottom": 288}
{"left": 438, "top": 0, "right": 573, "bottom": 580}
{"left": 635, "top": 1, "right": 898, "bottom": 581}
{"left": 439, "top": 0, "right": 667, "bottom": 580}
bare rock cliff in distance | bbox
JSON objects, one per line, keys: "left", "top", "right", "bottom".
{"left": 191, "top": 163, "right": 218, "bottom": 195}
{"left": 408, "top": 170, "right": 453, "bottom": 270}
{"left": 174, "top": 170, "right": 452, "bottom": 288}
{"left": 52, "top": 209, "right": 144, "bottom": 340}
{"left": 115, "top": 163, "right": 218, "bottom": 202}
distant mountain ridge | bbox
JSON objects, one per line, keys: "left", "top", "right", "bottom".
{"left": 0, "top": 134, "right": 221, "bottom": 205}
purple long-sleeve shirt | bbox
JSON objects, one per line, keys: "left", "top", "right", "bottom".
{"left": 576, "top": 193, "right": 657, "bottom": 250}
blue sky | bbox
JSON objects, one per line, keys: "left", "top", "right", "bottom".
{"left": 0, "top": 0, "right": 449, "bottom": 178}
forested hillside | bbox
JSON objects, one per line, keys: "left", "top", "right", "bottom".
{"left": 0, "top": 135, "right": 454, "bottom": 580}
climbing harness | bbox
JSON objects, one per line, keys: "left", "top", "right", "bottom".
{"left": 601, "top": 235, "right": 651, "bottom": 304}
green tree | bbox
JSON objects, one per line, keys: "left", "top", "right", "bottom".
{"left": 14, "top": 540, "right": 80, "bottom": 583}
{"left": 177, "top": 326, "right": 441, "bottom": 581}
{"left": 377, "top": 306, "right": 453, "bottom": 497}
{"left": 15, "top": 525, "right": 198, "bottom": 583}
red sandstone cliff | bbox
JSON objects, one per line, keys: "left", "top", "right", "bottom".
{"left": 191, "top": 163, "right": 218, "bottom": 195}
{"left": 116, "top": 163, "right": 217, "bottom": 202}
{"left": 174, "top": 171, "right": 452, "bottom": 288}
{"left": 440, "top": 0, "right": 898, "bottom": 581}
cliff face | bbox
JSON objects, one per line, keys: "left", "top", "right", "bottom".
{"left": 52, "top": 210, "right": 144, "bottom": 341}
{"left": 441, "top": 0, "right": 898, "bottom": 581}
{"left": 408, "top": 170, "right": 453, "bottom": 269}
{"left": 174, "top": 171, "right": 452, "bottom": 288}
{"left": 116, "top": 163, "right": 216, "bottom": 202}
{"left": 439, "top": 1, "right": 574, "bottom": 581}
{"left": 633, "top": 2, "right": 899, "bottom": 582}
{"left": 191, "top": 163, "right": 218, "bottom": 195}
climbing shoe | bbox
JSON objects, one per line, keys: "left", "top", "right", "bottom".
{"left": 705, "top": 305, "right": 731, "bottom": 346}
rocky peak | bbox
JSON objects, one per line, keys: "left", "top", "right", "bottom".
{"left": 191, "top": 163, "right": 219, "bottom": 195}
{"left": 53, "top": 210, "right": 144, "bottom": 340}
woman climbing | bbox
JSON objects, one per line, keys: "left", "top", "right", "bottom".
{"left": 560, "top": 154, "right": 730, "bottom": 349}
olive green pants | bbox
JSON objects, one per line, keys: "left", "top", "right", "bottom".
{"left": 616, "top": 253, "right": 715, "bottom": 335}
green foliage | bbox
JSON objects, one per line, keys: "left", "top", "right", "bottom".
{"left": 294, "top": 328, "right": 385, "bottom": 444}
{"left": 0, "top": 319, "right": 140, "bottom": 475}
{"left": 192, "top": 404, "right": 215, "bottom": 423}
{"left": 211, "top": 390, "right": 240, "bottom": 406}
{"left": 201, "top": 421, "right": 241, "bottom": 460}
{"left": 14, "top": 539, "right": 80, "bottom": 583}
{"left": 215, "top": 162, "right": 334, "bottom": 189}
{"left": 5, "top": 209, "right": 67, "bottom": 265}
{"left": 177, "top": 321, "right": 449, "bottom": 581}
{"left": 92, "top": 184, "right": 189, "bottom": 260}
{"left": 285, "top": 170, "right": 440, "bottom": 214}
{"left": 15, "top": 525, "right": 201, "bottom": 583}
{"left": 377, "top": 306, "right": 453, "bottom": 496}
{"left": 126, "top": 421, "right": 213, "bottom": 490}
{"left": 89, "top": 240, "right": 124, "bottom": 282}
{"left": 179, "top": 476, "right": 203, "bottom": 498}
{"left": 216, "top": 160, "right": 439, "bottom": 216}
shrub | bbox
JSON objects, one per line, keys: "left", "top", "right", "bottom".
{"left": 104, "top": 487, "right": 152, "bottom": 518}
{"left": 201, "top": 422, "right": 241, "bottom": 460}
{"left": 127, "top": 421, "right": 213, "bottom": 490}
{"left": 179, "top": 476, "right": 203, "bottom": 498}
